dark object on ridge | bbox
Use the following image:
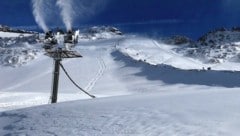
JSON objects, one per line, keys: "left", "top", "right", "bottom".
{"left": 45, "top": 31, "right": 54, "bottom": 39}
{"left": 165, "top": 35, "right": 193, "bottom": 45}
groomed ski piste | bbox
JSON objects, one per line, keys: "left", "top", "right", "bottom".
{"left": 1, "top": 30, "right": 240, "bottom": 135}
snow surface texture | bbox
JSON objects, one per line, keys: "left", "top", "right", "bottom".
{"left": 1, "top": 26, "right": 240, "bottom": 135}
{"left": 1, "top": 90, "right": 240, "bottom": 136}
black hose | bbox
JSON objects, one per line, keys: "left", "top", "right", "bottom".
{"left": 59, "top": 62, "right": 96, "bottom": 99}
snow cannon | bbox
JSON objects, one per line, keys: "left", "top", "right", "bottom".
{"left": 44, "top": 30, "right": 83, "bottom": 104}
{"left": 64, "top": 30, "right": 79, "bottom": 44}
{"left": 43, "top": 29, "right": 80, "bottom": 51}
{"left": 43, "top": 31, "right": 58, "bottom": 50}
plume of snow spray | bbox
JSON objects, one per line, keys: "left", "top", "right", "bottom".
{"left": 56, "top": 0, "right": 75, "bottom": 31}
{"left": 31, "top": 0, "right": 49, "bottom": 32}
{"left": 57, "top": 0, "right": 109, "bottom": 31}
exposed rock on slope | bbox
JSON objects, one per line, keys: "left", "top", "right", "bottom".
{"left": 0, "top": 24, "right": 36, "bottom": 34}
{"left": 174, "top": 27, "right": 240, "bottom": 64}
{"left": 163, "top": 35, "right": 194, "bottom": 46}
{"left": 0, "top": 25, "right": 40, "bottom": 67}
{"left": 79, "top": 26, "right": 122, "bottom": 40}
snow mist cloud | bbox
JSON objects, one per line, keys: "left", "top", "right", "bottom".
{"left": 56, "top": 0, "right": 75, "bottom": 31}
{"left": 32, "top": 0, "right": 109, "bottom": 32}
{"left": 56, "top": 0, "right": 109, "bottom": 31}
{"left": 31, "top": 0, "right": 49, "bottom": 32}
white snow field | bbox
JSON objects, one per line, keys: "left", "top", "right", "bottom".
{"left": 1, "top": 31, "right": 240, "bottom": 135}
{"left": 0, "top": 32, "right": 33, "bottom": 38}
{"left": 1, "top": 89, "right": 240, "bottom": 136}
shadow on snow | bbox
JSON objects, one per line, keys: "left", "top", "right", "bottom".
{"left": 112, "top": 51, "right": 240, "bottom": 88}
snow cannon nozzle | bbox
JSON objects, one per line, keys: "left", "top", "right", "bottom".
{"left": 56, "top": 27, "right": 64, "bottom": 34}
{"left": 43, "top": 30, "right": 58, "bottom": 49}
{"left": 67, "top": 30, "right": 73, "bottom": 34}
{"left": 64, "top": 29, "right": 78, "bottom": 44}
{"left": 45, "top": 31, "right": 54, "bottom": 39}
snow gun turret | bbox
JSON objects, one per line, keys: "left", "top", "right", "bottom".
{"left": 64, "top": 30, "right": 79, "bottom": 44}
{"left": 43, "top": 31, "right": 58, "bottom": 50}
{"left": 43, "top": 29, "right": 80, "bottom": 51}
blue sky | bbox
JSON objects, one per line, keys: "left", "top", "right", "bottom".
{"left": 0, "top": 0, "right": 240, "bottom": 38}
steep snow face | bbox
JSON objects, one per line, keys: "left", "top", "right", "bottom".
{"left": 118, "top": 37, "right": 201, "bottom": 69}
{"left": 117, "top": 36, "right": 240, "bottom": 71}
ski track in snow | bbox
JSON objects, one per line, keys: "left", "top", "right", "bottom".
{"left": 84, "top": 57, "right": 106, "bottom": 92}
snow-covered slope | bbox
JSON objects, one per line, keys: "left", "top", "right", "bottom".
{"left": 1, "top": 29, "right": 240, "bottom": 111}
{"left": 1, "top": 26, "right": 240, "bottom": 135}
{"left": 118, "top": 36, "right": 240, "bottom": 71}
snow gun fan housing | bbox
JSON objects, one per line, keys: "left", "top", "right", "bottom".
{"left": 44, "top": 31, "right": 57, "bottom": 48}
{"left": 43, "top": 29, "right": 79, "bottom": 51}
{"left": 64, "top": 30, "right": 78, "bottom": 44}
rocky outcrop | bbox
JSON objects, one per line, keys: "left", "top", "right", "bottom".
{"left": 164, "top": 35, "right": 194, "bottom": 45}
{"left": 0, "top": 24, "right": 36, "bottom": 34}
{"left": 175, "top": 27, "right": 240, "bottom": 64}
{"left": 79, "top": 26, "right": 123, "bottom": 40}
{"left": 197, "top": 27, "right": 240, "bottom": 46}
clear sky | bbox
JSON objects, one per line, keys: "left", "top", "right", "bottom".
{"left": 0, "top": 0, "right": 240, "bottom": 38}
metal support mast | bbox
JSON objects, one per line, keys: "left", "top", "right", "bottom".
{"left": 44, "top": 30, "right": 83, "bottom": 104}
{"left": 51, "top": 52, "right": 62, "bottom": 103}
